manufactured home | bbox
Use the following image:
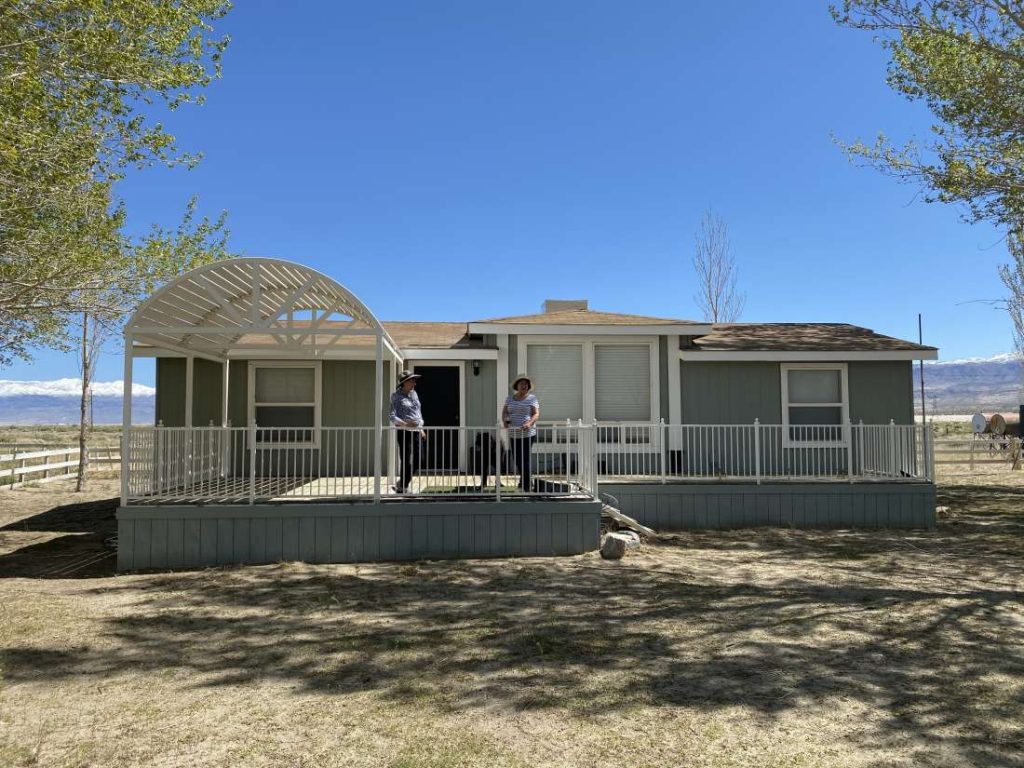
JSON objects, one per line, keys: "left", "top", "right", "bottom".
{"left": 117, "top": 257, "right": 937, "bottom": 570}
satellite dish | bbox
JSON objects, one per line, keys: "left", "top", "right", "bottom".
{"left": 972, "top": 412, "right": 1007, "bottom": 435}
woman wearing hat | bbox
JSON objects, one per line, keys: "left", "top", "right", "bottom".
{"left": 502, "top": 374, "right": 540, "bottom": 491}
{"left": 389, "top": 370, "right": 425, "bottom": 494}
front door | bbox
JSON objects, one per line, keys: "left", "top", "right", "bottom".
{"left": 414, "top": 365, "right": 460, "bottom": 470}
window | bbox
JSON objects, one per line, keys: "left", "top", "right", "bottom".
{"left": 595, "top": 344, "right": 651, "bottom": 421}
{"left": 781, "top": 364, "right": 848, "bottom": 446}
{"left": 249, "top": 363, "right": 320, "bottom": 446}
{"left": 520, "top": 338, "right": 658, "bottom": 431}
{"left": 526, "top": 344, "right": 583, "bottom": 422}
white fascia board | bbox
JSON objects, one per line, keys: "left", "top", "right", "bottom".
{"left": 468, "top": 322, "right": 713, "bottom": 336}
{"left": 399, "top": 348, "right": 497, "bottom": 360}
{"left": 129, "top": 325, "right": 381, "bottom": 336}
{"left": 680, "top": 350, "right": 939, "bottom": 362}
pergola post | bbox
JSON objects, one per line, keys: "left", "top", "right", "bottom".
{"left": 120, "top": 332, "right": 133, "bottom": 506}
{"left": 373, "top": 334, "right": 383, "bottom": 502}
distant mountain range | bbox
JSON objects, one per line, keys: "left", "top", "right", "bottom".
{"left": 922, "top": 353, "right": 1022, "bottom": 414}
{"left": 0, "top": 355, "right": 1021, "bottom": 425}
{"left": 0, "top": 379, "right": 154, "bottom": 425}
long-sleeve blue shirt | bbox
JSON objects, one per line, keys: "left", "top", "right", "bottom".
{"left": 389, "top": 388, "right": 424, "bottom": 428}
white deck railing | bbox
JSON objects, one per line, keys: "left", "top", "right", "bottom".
{"left": 122, "top": 421, "right": 933, "bottom": 505}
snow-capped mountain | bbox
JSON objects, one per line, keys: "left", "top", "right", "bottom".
{"left": 922, "top": 353, "right": 1021, "bottom": 413}
{"left": 0, "top": 379, "right": 155, "bottom": 425}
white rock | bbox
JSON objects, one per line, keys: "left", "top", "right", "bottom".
{"left": 600, "top": 532, "right": 639, "bottom": 560}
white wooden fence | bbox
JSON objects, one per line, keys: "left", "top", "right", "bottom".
{"left": 0, "top": 446, "right": 121, "bottom": 489}
{"left": 932, "top": 435, "right": 1022, "bottom": 472}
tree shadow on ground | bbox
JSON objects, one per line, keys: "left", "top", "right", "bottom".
{"left": 0, "top": 497, "right": 117, "bottom": 578}
{"left": 3, "top": 519, "right": 1023, "bottom": 767}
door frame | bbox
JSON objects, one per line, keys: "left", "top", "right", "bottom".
{"left": 409, "top": 361, "right": 466, "bottom": 470}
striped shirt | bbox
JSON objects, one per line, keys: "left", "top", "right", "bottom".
{"left": 389, "top": 388, "right": 424, "bottom": 428}
{"left": 504, "top": 393, "right": 539, "bottom": 438}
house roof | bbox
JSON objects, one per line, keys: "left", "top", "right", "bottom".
{"left": 381, "top": 322, "right": 480, "bottom": 349}
{"left": 476, "top": 309, "right": 704, "bottom": 326}
{"left": 692, "top": 323, "right": 938, "bottom": 353}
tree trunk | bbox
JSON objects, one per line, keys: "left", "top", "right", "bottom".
{"left": 76, "top": 313, "right": 90, "bottom": 492}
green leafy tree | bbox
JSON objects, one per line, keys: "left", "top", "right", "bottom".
{"left": 0, "top": 0, "right": 232, "bottom": 365}
{"left": 832, "top": 0, "right": 1024, "bottom": 227}
{"left": 73, "top": 200, "right": 232, "bottom": 490}
{"left": 834, "top": 1, "right": 1024, "bottom": 387}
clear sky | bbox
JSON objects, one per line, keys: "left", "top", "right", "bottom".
{"left": 3, "top": 0, "right": 1014, "bottom": 386}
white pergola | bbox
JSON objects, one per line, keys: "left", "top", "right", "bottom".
{"left": 121, "top": 257, "right": 403, "bottom": 499}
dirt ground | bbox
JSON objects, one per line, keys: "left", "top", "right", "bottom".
{"left": 0, "top": 467, "right": 1021, "bottom": 768}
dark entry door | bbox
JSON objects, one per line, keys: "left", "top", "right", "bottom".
{"left": 414, "top": 365, "right": 460, "bottom": 470}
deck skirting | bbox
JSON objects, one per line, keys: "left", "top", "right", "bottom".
{"left": 600, "top": 482, "right": 936, "bottom": 530}
{"left": 116, "top": 499, "right": 602, "bottom": 571}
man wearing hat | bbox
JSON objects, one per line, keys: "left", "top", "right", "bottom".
{"left": 389, "top": 370, "right": 425, "bottom": 494}
{"left": 502, "top": 374, "right": 540, "bottom": 491}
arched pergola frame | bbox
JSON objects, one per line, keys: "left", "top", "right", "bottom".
{"left": 122, "top": 257, "right": 403, "bottom": 503}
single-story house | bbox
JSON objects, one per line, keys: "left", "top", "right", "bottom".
{"left": 117, "top": 257, "right": 938, "bottom": 570}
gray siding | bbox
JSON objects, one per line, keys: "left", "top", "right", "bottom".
{"left": 602, "top": 482, "right": 935, "bottom": 529}
{"left": 322, "top": 360, "right": 393, "bottom": 427}
{"left": 117, "top": 499, "right": 602, "bottom": 570}
{"left": 849, "top": 361, "right": 914, "bottom": 425}
{"left": 507, "top": 335, "right": 518, "bottom": 382}
{"left": 192, "top": 359, "right": 224, "bottom": 426}
{"left": 681, "top": 361, "right": 916, "bottom": 425}
{"left": 155, "top": 358, "right": 186, "bottom": 426}
{"left": 467, "top": 360, "right": 497, "bottom": 426}
{"left": 681, "top": 362, "right": 783, "bottom": 424}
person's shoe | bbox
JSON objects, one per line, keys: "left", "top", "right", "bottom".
{"left": 392, "top": 485, "right": 405, "bottom": 495}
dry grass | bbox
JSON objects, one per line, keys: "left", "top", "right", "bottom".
{"left": 0, "top": 466, "right": 1021, "bottom": 767}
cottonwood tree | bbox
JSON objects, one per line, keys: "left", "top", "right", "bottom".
{"left": 833, "top": 1, "right": 1024, "bottom": 370}
{"left": 693, "top": 209, "right": 745, "bottom": 323}
{"left": 999, "top": 228, "right": 1024, "bottom": 395}
{"left": 832, "top": 0, "right": 1024, "bottom": 228}
{"left": 72, "top": 202, "right": 231, "bottom": 490}
{"left": 0, "top": 0, "right": 231, "bottom": 365}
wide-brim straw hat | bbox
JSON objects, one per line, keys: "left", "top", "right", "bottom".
{"left": 510, "top": 374, "right": 533, "bottom": 391}
{"left": 397, "top": 370, "right": 422, "bottom": 386}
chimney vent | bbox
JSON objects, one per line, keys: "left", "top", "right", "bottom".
{"left": 543, "top": 299, "right": 588, "bottom": 313}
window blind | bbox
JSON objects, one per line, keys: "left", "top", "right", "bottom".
{"left": 526, "top": 344, "right": 583, "bottom": 422}
{"left": 595, "top": 345, "right": 651, "bottom": 421}
{"left": 255, "top": 367, "right": 315, "bottom": 404}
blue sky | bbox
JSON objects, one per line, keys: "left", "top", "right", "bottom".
{"left": 3, "top": 1, "right": 1014, "bottom": 385}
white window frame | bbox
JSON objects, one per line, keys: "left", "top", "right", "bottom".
{"left": 248, "top": 361, "right": 322, "bottom": 448}
{"left": 780, "top": 363, "right": 849, "bottom": 448}
{"left": 517, "top": 336, "right": 660, "bottom": 450}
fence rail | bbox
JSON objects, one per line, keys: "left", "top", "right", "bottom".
{"left": 0, "top": 446, "right": 122, "bottom": 489}
{"left": 121, "top": 421, "right": 933, "bottom": 505}
{"left": 932, "top": 435, "right": 1022, "bottom": 471}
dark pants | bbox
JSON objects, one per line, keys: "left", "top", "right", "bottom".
{"left": 397, "top": 430, "right": 422, "bottom": 492}
{"left": 511, "top": 435, "right": 536, "bottom": 491}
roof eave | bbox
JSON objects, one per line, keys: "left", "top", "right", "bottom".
{"left": 468, "top": 322, "right": 714, "bottom": 335}
{"left": 680, "top": 349, "right": 939, "bottom": 362}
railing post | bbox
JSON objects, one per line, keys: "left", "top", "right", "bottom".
{"left": 155, "top": 420, "right": 163, "bottom": 495}
{"left": 494, "top": 422, "right": 502, "bottom": 502}
{"left": 847, "top": 420, "right": 854, "bottom": 483}
{"left": 248, "top": 419, "right": 256, "bottom": 505}
{"left": 889, "top": 419, "right": 896, "bottom": 478}
{"left": 858, "top": 420, "right": 865, "bottom": 476}
{"left": 564, "top": 418, "right": 571, "bottom": 488}
{"left": 659, "top": 418, "right": 667, "bottom": 485}
{"left": 754, "top": 418, "right": 761, "bottom": 485}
